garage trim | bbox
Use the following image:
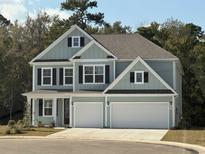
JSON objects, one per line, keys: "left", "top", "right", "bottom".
{"left": 110, "top": 102, "right": 170, "bottom": 129}
{"left": 73, "top": 102, "right": 104, "bottom": 128}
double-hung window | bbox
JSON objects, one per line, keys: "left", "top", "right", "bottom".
{"left": 42, "top": 68, "right": 52, "bottom": 86}
{"left": 43, "top": 99, "right": 53, "bottom": 116}
{"left": 135, "top": 71, "right": 144, "bottom": 84}
{"left": 83, "top": 65, "right": 105, "bottom": 84}
{"left": 64, "top": 67, "right": 73, "bottom": 85}
{"left": 72, "top": 36, "right": 80, "bottom": 47}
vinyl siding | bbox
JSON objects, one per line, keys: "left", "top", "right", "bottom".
{"left": 34, "top": 65, "right": 73, "bottom": 90}
{"left": 80, "top": 43, "right": 109, "bottom": 59}
{"left": 146, "top": 60, "right": 173, "bottom": 88}
{"left": 74, "top": 61, "right": 114, "bottom": 91}
{"left": 33, "top": 99, "right": 54, "bottom": 126}
{"left": 40, "top": 28, "right": 91, "bottom": 60}
{"left": 112, "top": 60, "right": 168, "bottom": 90}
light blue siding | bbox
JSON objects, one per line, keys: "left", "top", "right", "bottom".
{"left": 112, "top": 60, "right": 168, "bottom": 90}
{"left": 74, "top": 61, "right": 114, "bottom": 91}
{"left": 146, "top": 60, "right": 173, "bottom": 88}
{"left": 34, "top": 65, "right": 73, "bottom": 90}
{"left": 80, "top": 44, "right": 109, "bottom": 59}
{"left": 40, "top": 28, "right": 91, "bottom": 60}
{"left": 33, "top": 99, "right": 54, "bottom": 126}
{"left": 115, "top": 61, "right": 131, "bottom": 77}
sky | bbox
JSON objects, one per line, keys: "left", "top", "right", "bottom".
{"left": 0, "top": 0, "right": 204, "bottom": 30}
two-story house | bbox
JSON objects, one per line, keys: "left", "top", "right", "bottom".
{"left": 23, "top": 25, "right": 183, "bottom": 129}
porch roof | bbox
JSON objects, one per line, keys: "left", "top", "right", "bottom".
{"left": 22, "top": 90, "right": 104, "bottom": 98}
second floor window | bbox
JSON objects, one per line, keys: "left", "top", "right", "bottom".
{"left": 42, "top": 68, "right": 52, "bottom": 86}
{"left": 135, "top": 71, "right": 144, "bottom": 84}
{"left": 64, "top": 68, "right": 73, "bottom": 85}
{"left": 83, "top": 65, "right": 105, "bottom": 84}
{"left": 72, "top": 36, "right": 80, "bottom": 47}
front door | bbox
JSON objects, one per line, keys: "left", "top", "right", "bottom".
{"left": 64, "top": 99, "right": 70, "bottom": 126}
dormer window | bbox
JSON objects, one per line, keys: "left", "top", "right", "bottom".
{"left": 72, "top": 36, "right": 80, "bottom": 48}
{"left": 135, "top": 71, "right": 144, "bottom": 84}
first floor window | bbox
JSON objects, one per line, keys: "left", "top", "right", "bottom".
{"left": 135, "top": 71, "right": 144, "bottom": 84}
{"left": 42, "top": 68, "right": 52, "bottom": 85}
{"left": 44, "top": 99, "right": 53, "bottom": 116}
{"left": 84, "top": 65, "right": 105, "bottom": 84}
{"left": 64, "top": 68, "right": 73, "bottom": 85}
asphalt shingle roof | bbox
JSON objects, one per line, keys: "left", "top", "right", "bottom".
{"left": 92, "top": 33, "right": 177, "bottom": 59}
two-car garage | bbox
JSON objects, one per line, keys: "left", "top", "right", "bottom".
{"left": 72, "top": 101, "right": 170, "bottom": 129}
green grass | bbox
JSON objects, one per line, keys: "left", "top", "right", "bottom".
{"left": 162, "top": 129, "right": 205, "bottom": 147}
{"left": 0, "top": 125, "right": 63, "bottom": 136}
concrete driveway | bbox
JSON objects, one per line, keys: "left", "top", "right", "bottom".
{"left": 47, "top": 128, "right": 168, "bottom": 141}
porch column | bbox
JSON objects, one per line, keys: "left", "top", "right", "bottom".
{"left": 172, "top": 96, "right": 175, "bottom": 127}
{"left": 26, "top": 97, "right": 31, "bottom": 126}
{"left": 32, "top": 98, "right": 35, "bottom": 126}
{"left": 69, "top": 97, "right": 72, "bottom": 127}
{"left": 53, "top": 98, "right": 57, "bottom": 125}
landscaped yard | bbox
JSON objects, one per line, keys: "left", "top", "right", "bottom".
{"left": 0, "top": 125, "right": 63, "bottom": 136}
{"left": 162, "top": 130, "right": 205, "bottom": 147}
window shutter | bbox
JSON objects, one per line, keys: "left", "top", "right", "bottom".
{"left": 53, "top": 68, "right": 57, "bottom": 85}
{"left": 79, "top": 65, "right": 83, "bottom": 84}
{"left": 39, "top": 99, "right": 43, "bottom": 116}
{"left": 37, "top": 68, "right": 41, "bottom": 85}
{"left": 130, "top": 72, "right": 135, "bottom": 83}
{"left": 105, "top": 65, "right": 110, "bottom": 83}
{"left": 68, "top": 37, "right": 72, "bottom": 47}
{"left": 59, "top": 68, "right": 64, "bottom": 85}
{"left": 80, "top": 37, "right": 84, "bottom": 47}
{"left": 144, "top": 72, "right": 149, "bottom": 83}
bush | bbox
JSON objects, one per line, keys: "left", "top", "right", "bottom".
{"left": 17, "top": 120, "right": 24, "bottom": 130}
{"left": 49, "top": 121, "right": 55, "bottom": 128}
{"left": 8, "top": 120, "right": 16, "bottom": 128}
{"left": 4, "top": 120, "right": 22, "bottom": 135}
{"left": 37, "top": 121, "right": 44, "bottom": 127}
{"left": 178, "top": 118, "right": 192, "bottom": 129}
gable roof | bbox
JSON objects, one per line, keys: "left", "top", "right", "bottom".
{"left": 30, "top": 25, "right": 93, "bottom": 64}
{"left": 70, "top": 40, "right": 117, "bottom": 60}
{"left": 92, "top": 34, "right": 177, "bottom": 59}
{"left": 103, "top": 56, "right": 177, "bottom": 95}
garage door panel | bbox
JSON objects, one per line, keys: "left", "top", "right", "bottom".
{"left": 74, "top": 102, "right": 103, "bottom": 128}
{"left": 111, "top": 102, "right": 169, "bottom": 129}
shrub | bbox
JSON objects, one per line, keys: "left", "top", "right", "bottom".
{"left": 49, "top": 121, "right": 55, "bottom": 128}
{"left": 8, "top": 120, "right": 16, "bottom": 128}
{"left": 37, "top": 121, "right": 44, "bottom": 127}
{"left": 17, "top": 120, "right": 24, "bottom": 130}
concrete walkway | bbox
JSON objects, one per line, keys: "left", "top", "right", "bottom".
{"left": 47, "top": 128, "right": 168, "bottom": 141}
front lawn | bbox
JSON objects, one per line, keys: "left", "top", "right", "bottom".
{"left": 0, "top": 125, "right": 63, "bottom": 136}
{"left": 162, "top": 129, "right": 205, "bottom": 147}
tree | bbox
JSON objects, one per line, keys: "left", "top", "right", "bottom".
{"left": 137, "top": 19, "right": 205, "bottom": 127}
{"left": 61, "top": 0, "right": 105, "bottom": 29}
{"left": 0, "top": 14, "right": 10, "bottom": 27}
{"left": 99, "top": 21, "right": 131, "bottom": 34}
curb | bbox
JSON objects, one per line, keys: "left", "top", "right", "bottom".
{"left": 0, "top": 136, "right": 45, "bottom": 139}
{"left": 0, "top": 136, "right": 204, "bottom": 153}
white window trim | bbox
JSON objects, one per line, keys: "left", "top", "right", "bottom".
{"left": 135, "top": 71, "right": 144, "bottom": 84}
{"left": 43, "top": 99, "right": 53, "bottom": 117}
{"left": 63, "top": 67, "right": 73, "bottom": 86}
{"left": 83, "top": 64, "right": 105, "bottom": 84}
{"left": 41, "top": 67, "right": 53, "bottom": 86}
{"left": 72, "top": 36, "right": 80, "bottom": 48}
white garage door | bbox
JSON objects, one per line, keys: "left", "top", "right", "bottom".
{"left": 74, "top": 102, "right": 103, "bottom": 128}
{"left": 110, "top": 102, "right": 169, "bottom": 129}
